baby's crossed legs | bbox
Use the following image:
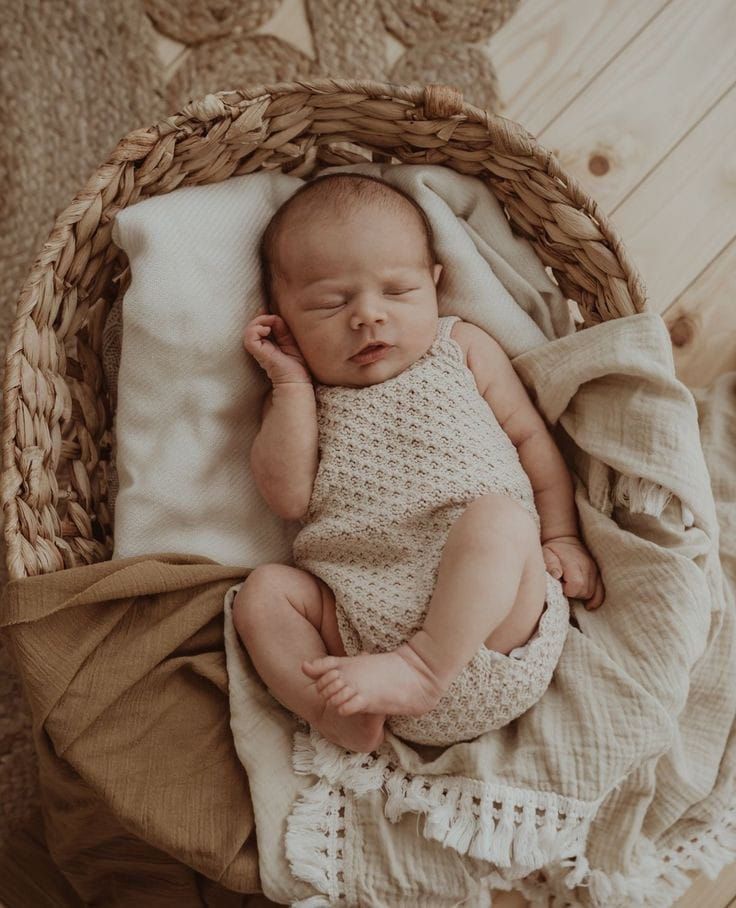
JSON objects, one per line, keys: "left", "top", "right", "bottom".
{"left": 303, "top": 492, "right": 547, "bottom": 721}
{"left": 233, "top": 492, "right": 546, "bottom": 752}
{"left": 232, "top": 561, "right": 386, "bottom": 754}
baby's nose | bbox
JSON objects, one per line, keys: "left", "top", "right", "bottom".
{"left": 350, "top": 298, "right": 387, "bottom": 327}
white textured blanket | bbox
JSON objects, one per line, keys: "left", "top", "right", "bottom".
{"left": 223, "top": 166, "right": 736, "bottom": 907}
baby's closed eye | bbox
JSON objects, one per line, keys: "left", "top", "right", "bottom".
{"left": 319, "top": 287, "right": 417, "bottom": 308}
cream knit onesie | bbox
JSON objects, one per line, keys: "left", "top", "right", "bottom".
{"left": 292, "top": 315, "right": 570, "bottom": 746}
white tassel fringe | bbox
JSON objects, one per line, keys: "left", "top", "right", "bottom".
{"left": 286, "top": 727, "right": 736, "bottom": 908}
{"left": 611, "top": 474, "right": 672, "bottom": 517}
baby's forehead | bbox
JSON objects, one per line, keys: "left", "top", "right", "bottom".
{"left": 285, "top": 197, "right": 419, "bottom": 234}
{"left": 279, "top": 203, "right": 425, "bottom": 257}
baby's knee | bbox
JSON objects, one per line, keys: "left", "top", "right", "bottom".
{"left": 232, "top": 563, "right": 291, "bottom": 631}
{"left": 452, "top": 493, "right": 538, "bottom": 551}
{"left": 232, "top": 563, "right": 326, "bottom": 633}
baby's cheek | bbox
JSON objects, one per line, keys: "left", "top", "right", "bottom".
{"left": 309, "top": 354, "right": 337, "bottom": 383}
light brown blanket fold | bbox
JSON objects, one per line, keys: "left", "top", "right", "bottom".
{"left": 0, "top": 553, "right": 260, "bottom": 907}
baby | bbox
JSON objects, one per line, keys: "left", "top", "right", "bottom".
{"left": 234, "top": 172, "right": 604, "bottom": 754}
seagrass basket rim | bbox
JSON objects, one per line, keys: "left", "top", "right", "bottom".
{"left": 1, "top": 76, "right": 648, "bottom": 581}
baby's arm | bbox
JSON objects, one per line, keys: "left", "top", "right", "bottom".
{"left": 244, "top": 313, "right": 318, "bottom": 521}
{"left": 455, "top": 322, "right": 578, "bottom": 543}
{"left": 461, "top": 326, "right": 605, "bottom": 607}
{"left": 251, "top": 384, "right": 318, "bottom": 521}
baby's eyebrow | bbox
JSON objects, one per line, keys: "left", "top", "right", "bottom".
{"left": 306, "top": 268, "right": 418, "bottom": 290}
{"left": 304, "top": 278, "right": 344, "bottom": 290}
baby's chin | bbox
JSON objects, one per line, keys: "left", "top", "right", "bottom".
{"left": 315, "top": 357, "right": 407, "bottom": 388}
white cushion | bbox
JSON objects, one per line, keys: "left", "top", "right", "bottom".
{"left": 111, "top": 164, "right": 573, "bottom": 566}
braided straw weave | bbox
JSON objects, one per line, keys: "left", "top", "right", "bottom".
{"left": 1, "top": 78, "right": 647, "bottom": 581}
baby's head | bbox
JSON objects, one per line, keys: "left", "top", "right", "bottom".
{"left": 259, "top": 173, "right": 443, "bottom": 387}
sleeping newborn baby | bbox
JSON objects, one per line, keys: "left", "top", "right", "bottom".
{"left": 234, "top": 172, "right": 605, "bottom": 754}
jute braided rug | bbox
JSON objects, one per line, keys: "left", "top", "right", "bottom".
{"left": 0, "top": 0, "right": 519, "bottom": 858}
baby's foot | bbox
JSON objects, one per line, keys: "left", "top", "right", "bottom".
{"left": 312, "top": 701, "right": 386, "bottom": 754}
{"left": 302, "top": 644, "right": 448, "bottom": 718}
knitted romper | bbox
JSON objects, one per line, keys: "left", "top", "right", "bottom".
{"left": 292, "top": 315, "right": 570, "bottom": 746}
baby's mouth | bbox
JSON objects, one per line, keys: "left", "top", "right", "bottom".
{"left": 350, "top": 342, "right": 392, "bottom": 363}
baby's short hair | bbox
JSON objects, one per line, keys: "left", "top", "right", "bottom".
{"left": 259, "top": 172, "right": 437, "bottom": 315}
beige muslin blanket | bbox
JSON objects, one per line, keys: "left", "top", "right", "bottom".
{"left": 222, "top": 315, "right": 736, "bottom": 907}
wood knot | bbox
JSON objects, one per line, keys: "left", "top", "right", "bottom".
{"left": 669, "top": 315, "right": 696, "bottom": 347}
{"left": 588, "top": 154, "right": 610, "bottom": 176}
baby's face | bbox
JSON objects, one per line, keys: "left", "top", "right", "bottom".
{"left": 271, "top": 205, "right": 443, "bottom": 387}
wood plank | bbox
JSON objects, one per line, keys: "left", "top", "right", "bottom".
{"left": 674, "top": 860, "right": 736, "bottom": 908}
{"left": 488, "top": 0, "right": 669, "bottom": 134}
{"left": 536, "top": 0, "right": 736, "bottom": 215}
{"left": 664, "top": 238, "right": 736, "bottom": 388}
{"left": 612, "top": 83, "right": 736, "bottom": 313}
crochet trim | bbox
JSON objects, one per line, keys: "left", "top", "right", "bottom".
{"left": 287, "top": 727, "right": 736, "bottom": 906}
{"left": 514, "top": 801, "right": 736, "bottom": 908}
{"left": 286, "top": 725, "right": 603, "bottom": 905}
{"left": 286, "top": 774, "right": 347, "bottom": 907}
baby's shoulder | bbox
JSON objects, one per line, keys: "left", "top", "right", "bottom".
{"left": 446, "top": 319, "right": 510, "bottom": 393}
{"left": 447, "top": 318, "right": 497, "bottom": 365}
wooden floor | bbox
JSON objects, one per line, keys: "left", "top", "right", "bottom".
{"left": 484, "top": 0, "right": 736, "bottom": 389}
{"left": 6, "top": 3, "right": 729, "bottom": 908}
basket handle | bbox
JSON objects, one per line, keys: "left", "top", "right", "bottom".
{"left": 424, "top": 83, "right": 465, "bottom": 118}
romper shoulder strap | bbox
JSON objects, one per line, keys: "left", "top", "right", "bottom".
{"left": 436, "top": 314, "right": 462, "bottom": 341}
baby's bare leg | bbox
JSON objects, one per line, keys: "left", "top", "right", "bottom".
{"left": 410, "top": 493, "right": 547, "bottom": 682}
{"left": 303, "top": 494, "right": 546, "bottom": 718}
{"left": 232, "top": 564, "right": 386, "bottom": 753}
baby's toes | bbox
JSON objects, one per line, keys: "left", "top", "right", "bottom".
{"left": 320, "top": 676, "right": 347, "bottom": 700}
{"left": 328, "top": 685, "right": 356, "bottom": 709}
{"left": 315, "top": 668, "right": 342, "bottom": 694}
{"left": 337, "top": 690, "right": 366, "bottom": 716}
{"left": 302, "top": 655, "right": 340, "bottom": 678}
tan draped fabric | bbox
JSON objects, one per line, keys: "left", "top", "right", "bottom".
{"left": 0, "top": 555, "right": 260, "bottom": 906}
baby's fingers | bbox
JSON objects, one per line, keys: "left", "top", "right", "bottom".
{"left": 243, "top": 322, "right": 274, "bottom": 355}
{"left": 256, "top": 313, "right": 289, "bottom": 339}
{"left": 543, "top": 549, "right": 563, "bottom": 581}
{"left": 561, "top": 563, "right": 586, "bottom": 598}
{"left": 578, "top": 564, "right": 598, "bottom": 600}
{"left": 245, "top": 312, "right": 277, "bottom": 330}
{"left": 584, "top": 575, "right": 606, "bottom": 611}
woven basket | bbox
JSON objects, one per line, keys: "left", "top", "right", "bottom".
{"left": 1, "top": 77, "right": 647, "bottom": 582}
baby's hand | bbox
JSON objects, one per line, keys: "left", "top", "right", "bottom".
{"left": 542, "top": 535, "right": 605, "bottom": 610}
{"left": 243, "top": 313, "right": 312, "bottom": 385}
